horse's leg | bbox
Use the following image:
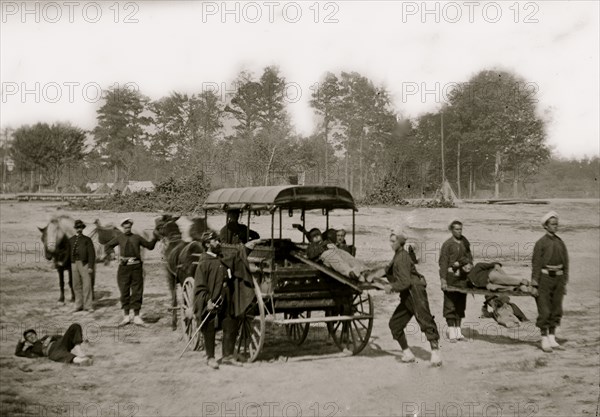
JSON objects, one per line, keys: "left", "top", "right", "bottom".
{"left": 91, "top": 268, "right": 96, "bottom": 301}
{"left": 169, "top": 272, "right": 178, "bottom": 331}
{"left": 67, "top": 265, "right": 75, "bottom": 302}
{"left": 58, "top": 268, "right": 65, "bottom": 303}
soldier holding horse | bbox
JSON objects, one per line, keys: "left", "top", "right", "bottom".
{"left": 153, "top": 215, "right": 211, "bottom": 331}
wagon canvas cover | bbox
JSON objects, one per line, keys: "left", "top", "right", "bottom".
{"left": 202, "top": 186, "right": 356, "bottom": 211}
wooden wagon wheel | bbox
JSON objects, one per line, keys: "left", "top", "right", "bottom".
{"left": 235, "top": 277, "right": 266, "bottom": 362}
{"left": 284, "top": 311, "right": 311, "bottom": 345}
{"left": 180, "top": 277, "right": 202, "bottom": 351}
{"left": 326, "top": 292, "right": 373, "bottom": 355}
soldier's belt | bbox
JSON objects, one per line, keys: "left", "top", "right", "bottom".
{"left": 120, "top": 257, "right": 141, "bottom": 266}
{"left": 545, "top": 264, "right": 563, "bottom": 271}
{"left": 541, "top": 268, "right": 563, "bottom": 276}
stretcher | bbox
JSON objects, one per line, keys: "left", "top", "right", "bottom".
{"left": 446, "top": 286, "right": 535, "bottom": 297}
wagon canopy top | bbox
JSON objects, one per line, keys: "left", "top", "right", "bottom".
{"left": 202, "top": 186, "right": 357, "bottom": 211}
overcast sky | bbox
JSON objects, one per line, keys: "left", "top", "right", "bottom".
{"left": 1, "top": 1, "right": 598, "bottom": 158}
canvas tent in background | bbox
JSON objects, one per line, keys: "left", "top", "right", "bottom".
{"left": 85, "top": 182, "right": 102, "bottom": 192}
{"left": 94, "top": 183, "right": 111, "bottom": 194}
{"left": 122, "top": 181, "right": 155, "bottom": 194}
{"left": 112, "top": 182, "right": 128, "bottom": 193}
{"left": 434, "top": 179, "right": 459, "bottom": 202}
{"left": 62, "top": 184, "right": 82, "bottom": 193}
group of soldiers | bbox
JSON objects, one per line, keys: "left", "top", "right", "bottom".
{"left": 17, "top": 209, "right": 568, "bottom": 368}
{"left": 385, "top": 210, "right": 569, "bottom": 366}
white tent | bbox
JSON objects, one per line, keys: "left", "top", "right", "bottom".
{"left": 434, "top": 179, "right": 459, "bottom": 202}
{"left": 123, "top": 181, "right": 155, "bottom": 194}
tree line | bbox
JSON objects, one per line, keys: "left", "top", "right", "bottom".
{"left": 2, "top": 66, "right": 560, "bottom": 199}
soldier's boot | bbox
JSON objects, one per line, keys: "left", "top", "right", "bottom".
{"left": 548, "top": 334, "right": 564, "bottom": 350}
{"left": 447, "top": 326, "right": 457, "bottom": 343}
{"left": 541, "top": 336, "right": 553, "bottom": 353}
{"left": 400, "top": 348, "right": 416, "bottom": 363}
{"left": 207, "top": 357, "right": 219, "bottom": 369}
{"left": 456, "top": 327, "right": 466, "bottom": 341}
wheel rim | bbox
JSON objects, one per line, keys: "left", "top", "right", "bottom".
{"left": 284, "top": 311, "right": 311, "bottom": 345}
{"left": 327, "top": 292, "right": 373, "bottom": 355}
{"left": 181, "top": 277, "right": 202, "bottom": 351}
{"left": 235, "top": 277, "right": 265, "bottom": 362}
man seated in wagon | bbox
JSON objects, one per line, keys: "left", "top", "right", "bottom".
{"left": 335, "top": 229, "right": 353, "bottom": 254}
{"left": 219, "top": 209, "right": 260, "bottom": 244}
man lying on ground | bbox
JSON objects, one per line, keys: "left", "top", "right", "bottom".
{"left": 481, "top": 294, "right": 529, "bottom": 328}
{"left": 15, "top": 324, "right": 93, "bottom": 366}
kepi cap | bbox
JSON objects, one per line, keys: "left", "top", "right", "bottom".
{"left": 74, "top": 219, "right": 86, "bottom": 229}
{"left": 121, "top": 218, "right": 133, "bottom": 226}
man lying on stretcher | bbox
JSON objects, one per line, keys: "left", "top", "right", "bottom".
{"left": 299, "top": 227, "right": 383, "bottom": 283}
{"left": 458, "top": 258, "right": 532, "bottom": 292}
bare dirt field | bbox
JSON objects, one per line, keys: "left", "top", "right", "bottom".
{"left": 1, "top": 200, "right": 598, "bottom": 417}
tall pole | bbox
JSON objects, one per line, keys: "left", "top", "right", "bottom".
{"left": 441, "top": 111, "right": 445, "bottom": 182}
{"left": 1, "top": 128, "right": 11, "bottom": 193}
{"left": 1, "top": 149, "right": 6, "bottom": 194}
{"left": 359, "top": 128, "right": 364, "bottom": 198}
{"left": 324, "top": 114, "right": 328, "bottom": 185}
{"left": 456, "top": 138, "right": 461, "bottom": 199}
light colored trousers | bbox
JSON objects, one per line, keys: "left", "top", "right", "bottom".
{"left": 488, "top": 268, "right": 523, "bottom": 286}
{"left": 320, "top": 247, "right": 367, "bottom": 277}
{"left": 73, "top": 261, "right": 93, "bottom": 310}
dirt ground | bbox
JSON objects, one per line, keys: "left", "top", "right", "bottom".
{"left": 0, "top": 200, "right": 598, "bottom": 417}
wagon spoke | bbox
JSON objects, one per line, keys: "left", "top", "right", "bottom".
{"left": 354, "top": 319, "right": 369, "bottom": 332}
{"left": 250, "top": 332, "right": 259, "bottom": 351}
{"left": 352, "top": 320, "right": 365, "bottom": 341}
{"left": 350, "top": 323, "right": 359, "bottom": 350}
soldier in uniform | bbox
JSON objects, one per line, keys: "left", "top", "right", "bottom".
{"left": 385, "top": 227, "right": 442, "bottom": 366}
{"left": 194, "top": 231, "right": 242, "bottom": 369}
{"left": 531, "top": 211, "right": 569, "bottom": 352}
{"left": 219, "top": 209, "right": 259, "bottom": 244}
{"left": 69, "top": 220, "right": 96, "bottom": 313}
{"left": 105, "top": 218, "right": 159, "bottom": 327}
{"left": 438, "top": 220, "right": 472, "bottom": 342}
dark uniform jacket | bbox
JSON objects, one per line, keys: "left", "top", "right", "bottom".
{"left": 439, "top": 236, "right": 472, "bottom": 287}
{"left": 194, "top": 247, "right": 255, "bottom": 319}
{"left": 105, "top": 232, "right": 158, "bottom": 259}
{"left": 531, "top": 233, "right": 569, "bottom": 286}
{"left": 15, "top": 336, "right": 57, "bottom": 358}
{"left": 307, "top": 241, "right": 331, "bottom": 260}
{"left": 219, "top": 223, "right": 260, "bottom": 244}
{"left": 194, "top": 252, "right": 230, "bottom": 319}
{"left": 386, "top": 247, "right": 426, "bottom": 292}
{"left": 69, "top": 234, "right": 96, "bottom": 266}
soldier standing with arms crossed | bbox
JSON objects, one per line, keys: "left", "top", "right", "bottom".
{"left": 531, "top": 211, "right": 569, "bottom": 353}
